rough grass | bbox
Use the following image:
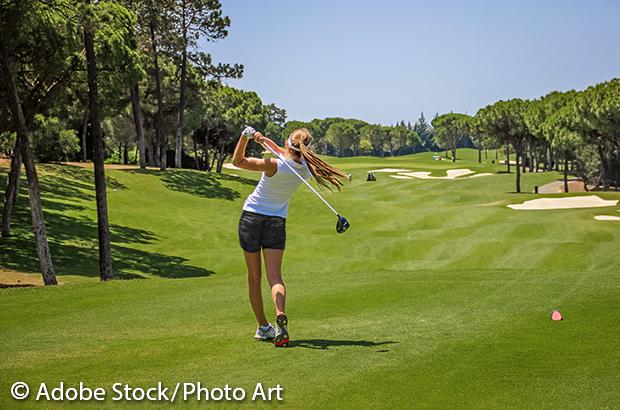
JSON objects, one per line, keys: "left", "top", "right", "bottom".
{"left": 1, "top": 149, "right": 619, "bottom": 408}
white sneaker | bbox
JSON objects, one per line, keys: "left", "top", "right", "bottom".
{"left": 254, "top": 324, "right": 275, "bottom": 340}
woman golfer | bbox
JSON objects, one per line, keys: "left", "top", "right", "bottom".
{"left": 232, "top": 126, "right": 347, "bottom": 347}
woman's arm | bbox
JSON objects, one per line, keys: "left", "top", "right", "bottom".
{"left": 256, "top": 133, "right": 286, "bottom": 155}
{"left": 231, "top": 132, "right": 277, "bottom": 174}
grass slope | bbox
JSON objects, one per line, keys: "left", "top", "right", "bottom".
{"left": 1, "top": 149, "right": 619, "bottom": 408}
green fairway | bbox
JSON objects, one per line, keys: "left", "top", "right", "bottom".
{"left": 1, "top": 149, "right": 619, "bottom": 408}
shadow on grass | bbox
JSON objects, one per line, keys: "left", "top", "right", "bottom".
{"left": 288, "top": 339, "right": 398, "bottom": 351}
{"left": 126, "top": 168, "right": 256, "bottom": 201}
{"left": 43, "top": 164, "right": 127, "bottom": 196}
{"left": 0, "top": 229, "right": 213, "bottom": 280}
{"left": 0, "top": 166, "right": 214, "bottom": 280}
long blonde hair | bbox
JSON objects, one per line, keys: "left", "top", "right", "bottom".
{"left": 287, "top": 128, "right": 348, "bottom": 190}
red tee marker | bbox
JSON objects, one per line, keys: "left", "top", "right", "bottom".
{"left": 551, "top": 310, "right": 563, "bottom": 321}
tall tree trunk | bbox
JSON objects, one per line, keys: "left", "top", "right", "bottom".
{"left": 597, "top": 145, "right": 609, "bottom": 191}
{"left": 209, "top": 147, "right": 217, "bottom": 171}
{"left": 175, "top": 1, "right": 187, "bottom": 169}
{"left": 505, "top": 143, "right": 510, "bottom": 173}
{"left": 146, "top": 134, "right": 154, "bottom": 167}
{"left": 563, "top": 156, "right": 569, "bottom": 193}
{"left": 1, "top": 33, "right": 57, "bottom": 285}
{"left": 192, "top": 137, "right": 199, "bottom": 170}
{"left": 13, "top": 159, "right": 21, "bottom": 206}
{"left": 529, "top": 142, "right": 535, "bottom": 173}
{"left": 123, "top": 143, "right": 128, "bottom": 165}
{"left": 1, "top": 139, "right": 21, "bottom": 237}
{"left": 515, "top": 147, "right": 521, "bottom": 193}
{"left": 478, "top": 147, "right": 481, "bottom": 163}
{"left": 84, "top": 14, "right": 113, "bottom": 281}
{"left": 216, "top": 143, "right": 225, "bottom": 173}
{"left": 153, "top": 138, "right": 160, "bottom": 167}
{"left": 149, "top": 4, "right": 166, "bottom": 171}
{"left": 130, "top": 84, "right": 146, "bottom": 169}
{"left": 81, "top": 110, "right": 88, "bottom": 161}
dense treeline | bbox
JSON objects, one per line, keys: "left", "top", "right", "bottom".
{"left": 474, "top": 81, "right": 620, "bottom": 193}
{"left": 267, "top": 113, "right": 438, "bottom": 158}
{"left": 429, "top": 81, "right": 620, "bottom": 193}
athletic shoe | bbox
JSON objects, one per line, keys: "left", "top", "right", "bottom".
{"left": 273, "top": 314, "right": 289, "bottom": 347}
{"left": 254, "top": 324, "right": 275, "bottom": 341}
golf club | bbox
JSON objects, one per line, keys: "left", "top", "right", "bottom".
{"left": 258, "top": 140, "right": 350, "bottom": 234}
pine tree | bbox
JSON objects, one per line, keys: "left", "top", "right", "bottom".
{"left": 414, "top": 112, "right": 434, "bottom": 151}
{"left": 171, "top": 0, "right": 242, "bottom": 168}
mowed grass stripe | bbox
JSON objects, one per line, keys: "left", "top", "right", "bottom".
{"left": 1, "top": 149, "right": 619, "bottom": 408}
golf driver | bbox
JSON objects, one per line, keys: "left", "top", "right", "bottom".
{"left": 258, "top": 140, "right": 350, "bottom": 234}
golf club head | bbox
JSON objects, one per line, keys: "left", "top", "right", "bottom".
{"left": 336, "top": 215, "right": 350, "bottom": 234}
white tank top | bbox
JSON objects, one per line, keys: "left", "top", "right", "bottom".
{"left": 242, "top": 157, "right": 312, "bottom": 218}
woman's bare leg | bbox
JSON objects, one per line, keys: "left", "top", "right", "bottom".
{"left": 263, "top": 248, "right": 285, "bottom": 316}
{"left": 243, "top": 251, "right": 268, "bottom": 326}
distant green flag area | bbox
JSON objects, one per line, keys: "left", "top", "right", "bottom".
{"left": 1, "top": 1, "right": 619, "bottom": 408}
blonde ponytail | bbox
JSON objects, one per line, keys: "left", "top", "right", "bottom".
{"left": 288, "top": 128, "right": 348, "bottom": 190}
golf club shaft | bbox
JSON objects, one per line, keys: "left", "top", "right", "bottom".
{"left": 259, "top": 141, "right": 340, "bottom": 216}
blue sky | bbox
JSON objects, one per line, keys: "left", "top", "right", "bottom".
{"left": 205, "top": 0, "right": 620, "bottom": 125}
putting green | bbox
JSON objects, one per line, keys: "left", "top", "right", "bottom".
{"left": 1, "top": 149, "right": 619, "bottom": 408}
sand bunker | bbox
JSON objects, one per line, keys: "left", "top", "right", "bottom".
{"left": 380, "top": 168, "right": 492, "bottom": 180}
{"left": 223, "top": 163, "right": 241, "bottom": 170}
{"left": 594, "top": 215, "right": 620, "bottom": 221}
{"left": 508, "top": 195, "right": 618, "bottom": 210}
{"left": 370, "top": 168, "right": 410, "bottom": 173}
{"left": 398, "top": 169, "right": 477, "bottom": 179}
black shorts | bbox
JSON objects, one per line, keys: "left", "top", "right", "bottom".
{"left": 238, "top": 210, "right": 286, "bottom": 253}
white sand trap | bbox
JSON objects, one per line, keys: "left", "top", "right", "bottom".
{"left": 223, "top": 163, "right": 241, "bottom": 170}
{"left": 508, "top": 195, "right": 618, "bottom": 210}
{"left": 398, "top": 168, "right": 475, "bottom": 179}
{"left": 389, "top": 175, "right": 414, "bottom": 180}
{"left": 469, "top": 173, "right": 493, "bottom": 178}
{"left": 594, "top": 215, "right": 620, "bottom": 221}
{"left": 370, "top": 168, "right": 410, "bottom": 173}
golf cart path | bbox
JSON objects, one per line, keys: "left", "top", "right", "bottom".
{"left": 223, "top": 163, "right": 242, "bottom": 170}
{"left": 0, "top": 269, "right": 44, "bottom": 288}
